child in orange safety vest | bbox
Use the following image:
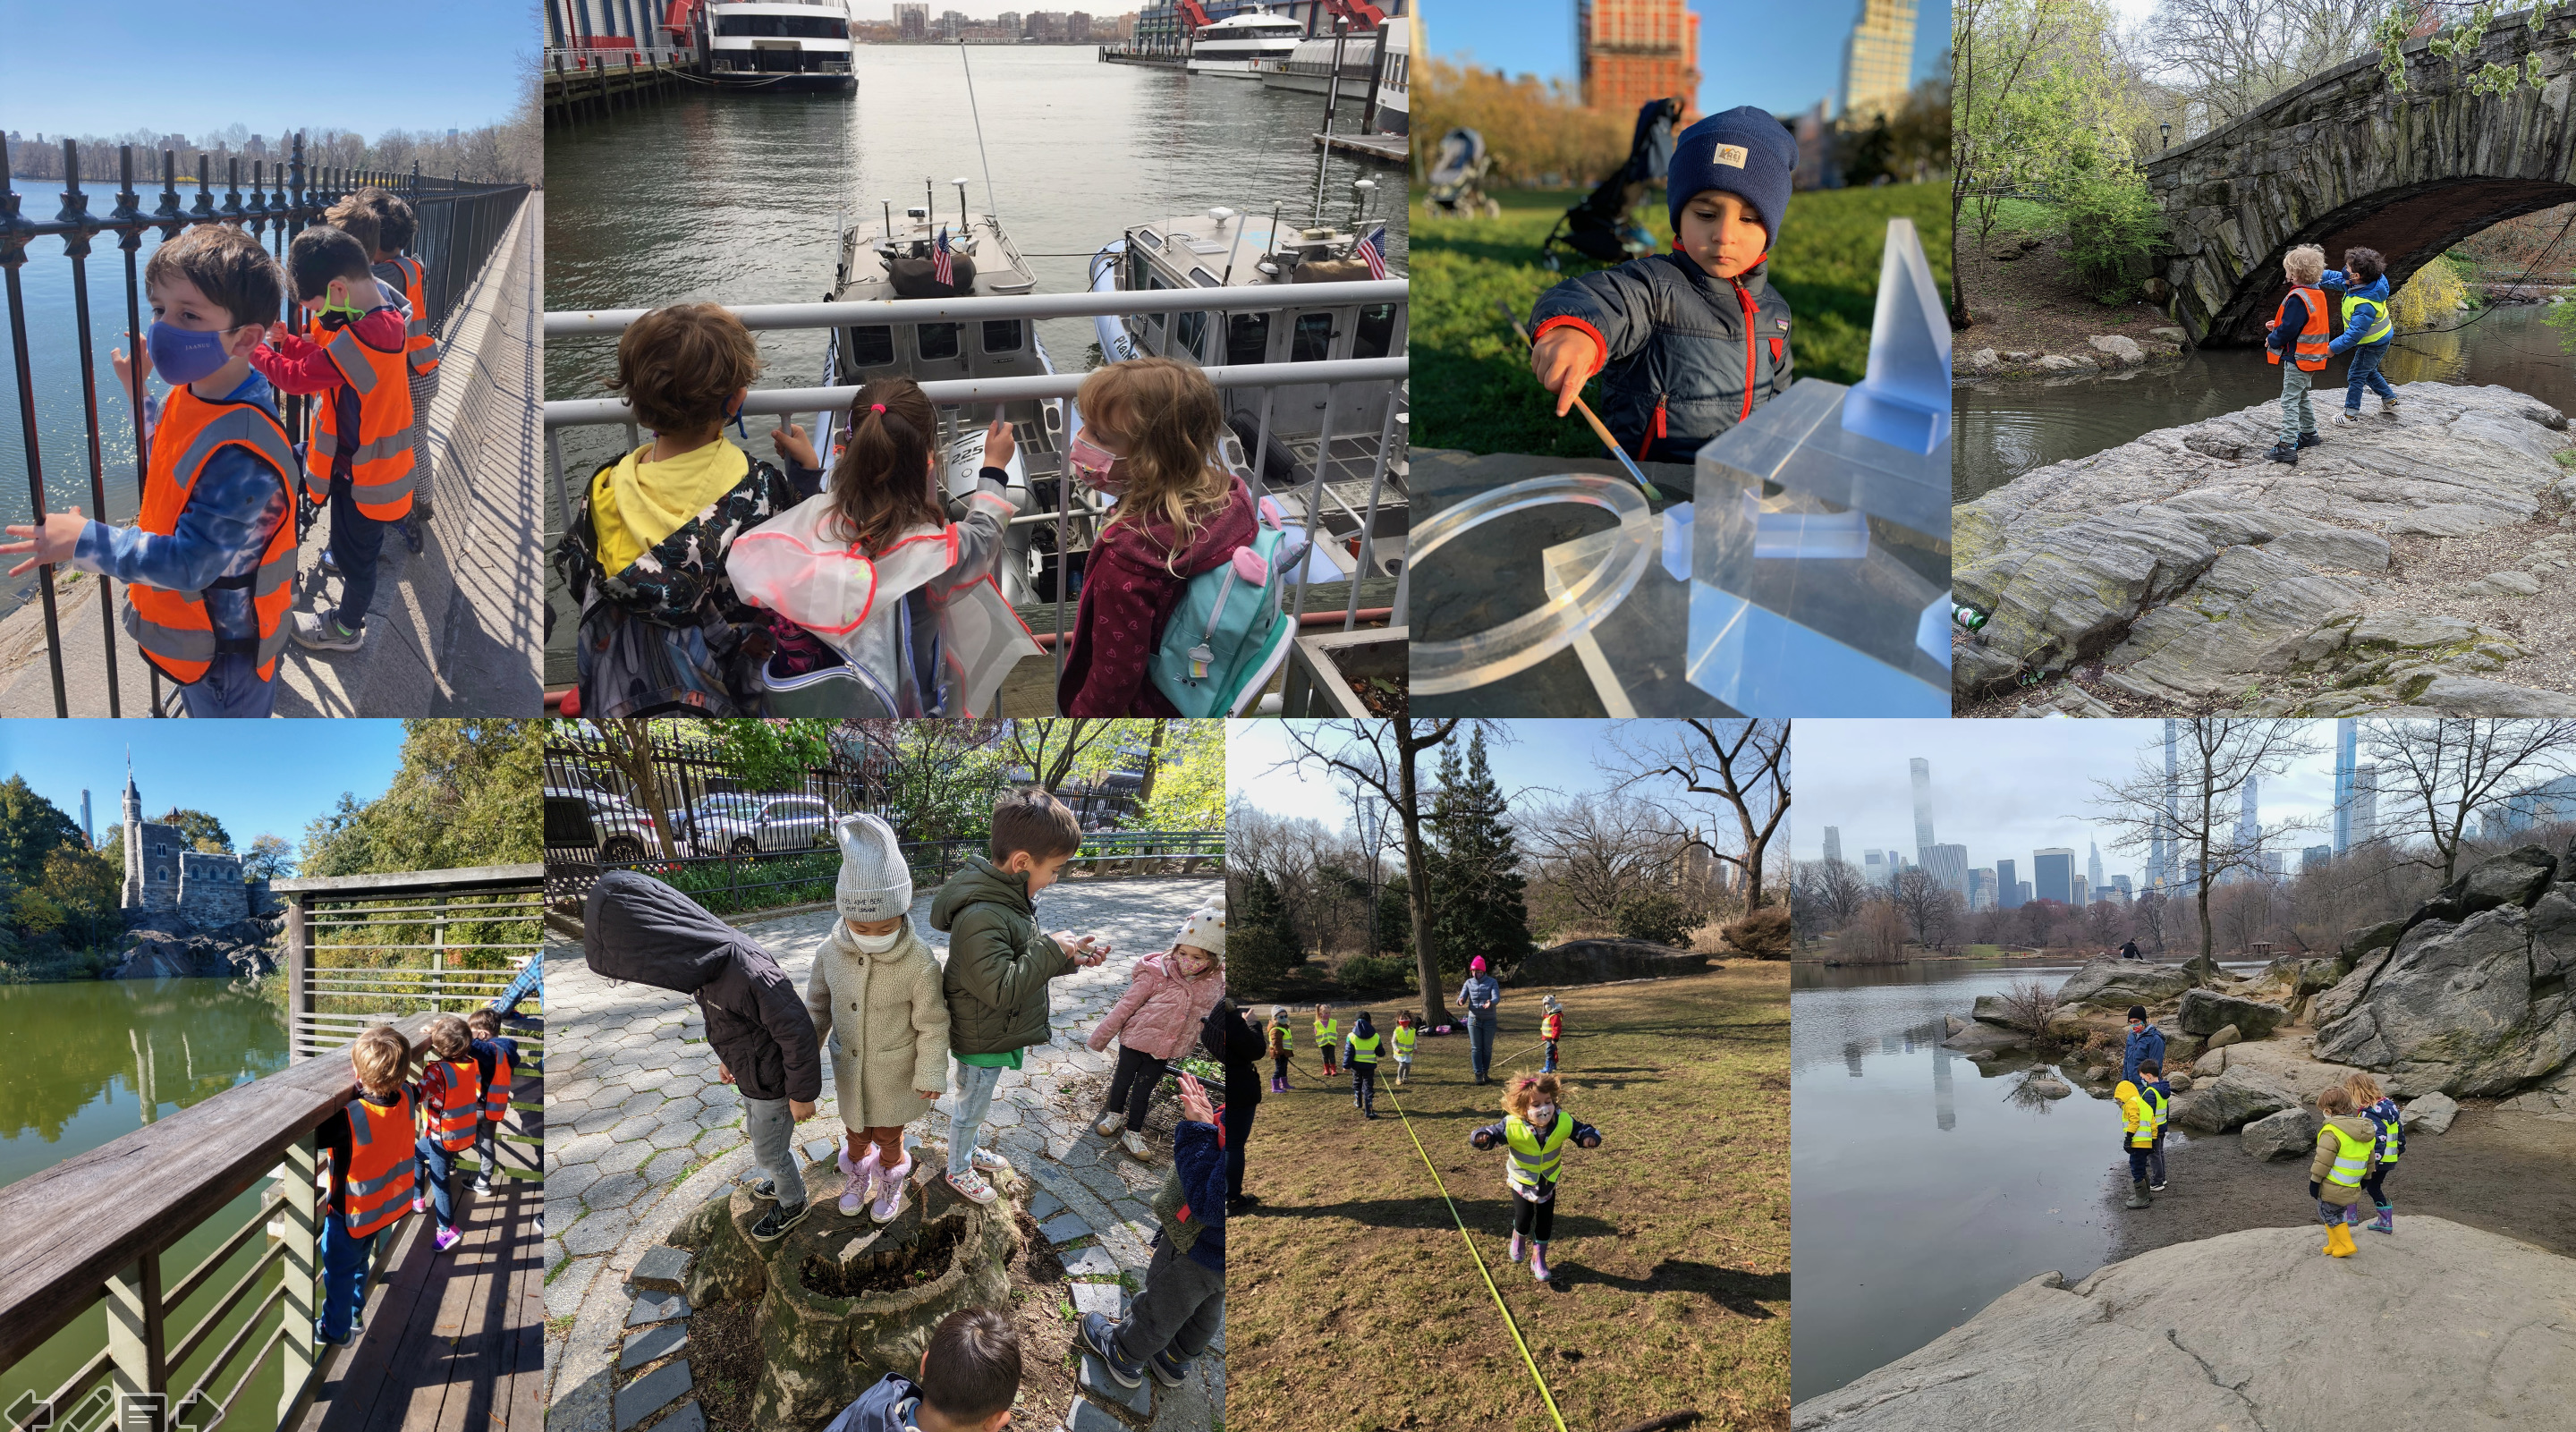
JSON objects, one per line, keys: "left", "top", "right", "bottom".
{"left": 413, "top": 1014, "right": 484, "bottom": 1253}
{"left": 2262, "top": 243, "right": 2332, "bottom": 467}
{"left": 465, "top": 1009, "right": 521, "bottom": 1198}
{"left": 258, "top": 218, "right": 414, "bottom": 658}
{"left": 316, "top": 1024, "right": 418, "bottom": 1345}
{"left": 352, "top": 188, "right": 440, "bottom": 543}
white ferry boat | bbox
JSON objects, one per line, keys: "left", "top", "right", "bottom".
{"left": 1254, "top": 21, "right": 1408, "bottom": 132}
{"left": 700, "top": 0, "right": 855, "bottom": 92}
{"left": 1184, "top": 7, "right": 1307, "bottom": 77}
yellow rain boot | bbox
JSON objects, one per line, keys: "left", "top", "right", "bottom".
{"left": 2326, "top": 1221, "right": 2357, "bottom": 1258}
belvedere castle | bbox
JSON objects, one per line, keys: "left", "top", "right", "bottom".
{"left": 118, "top": 759, "right": 257, "bottom": 926}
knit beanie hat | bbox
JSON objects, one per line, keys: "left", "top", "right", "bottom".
{"left": 1666, "top": 106, "right": 1799, "bottom": 250}
{"left": 1177, "top": 896, "right": 1226, "bottom": 957}
{"left": 2127, "top": 1005, "right": 2149, "bottom": 1023}
{"left": 833, "top": 812, "right": 911, "bottom": 922}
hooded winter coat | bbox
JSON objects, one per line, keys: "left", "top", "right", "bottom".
{"left": 819, "top": 1373, "right": 926, "bottom": 1432}
{"left": 804, "top": 917, "right": 952, "bottom": 1130}
{"left": 930, "top": 855, "right": 1079, "bottom": 1057}
{"left": 2309, "top": 1114, "right": 2381, "bottom": 1207}
{"left": 2121, "top": 1023, "right": 2165, "bottom": 1084}
{"left": 1055, "top": 472, "right": 1257, "bottom": 717}
{"left": 1205, "top": 1002, "right": 1263, "bottom": 1111}
{"left": 2114, "top": 1080, "right": 2156, "bottom": 1148}
{"left": 582, "top": 870, "right": 821, "bottom": 1104}
{"left": 1088, "top": 948, "right": 1227, "bottom": 1061}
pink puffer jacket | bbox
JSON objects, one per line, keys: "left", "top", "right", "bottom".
{"left": 1088, "top": 950, "right": 1227, "bottom": 1062}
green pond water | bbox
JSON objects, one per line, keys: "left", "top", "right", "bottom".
{"left": 0, "top": 978, "right": 291, "bottom": 1428}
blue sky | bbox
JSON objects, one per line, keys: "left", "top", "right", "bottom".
{"left": 1228, "top": 719, "right": 1750, "bottom": 829}
{"left": 1431, "top": 0, "right": 1950, "bottom": 117}
{"left": 3, "top": 1, "right": 530, "bottom": 138}
{"left": 2, "top": 719, "right": 409, "bottom": 863}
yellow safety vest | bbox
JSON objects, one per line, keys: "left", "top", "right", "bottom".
{"left": 1503, "top": 1114, "right": 1572, "bottom": 1191}
{"left": 1391, "top": 1025, "right": 1416, "bottom": 1056}
{"left": 2142, "top": 1084, "right": 2169, "bottom": 1132}
{"left": 2323, "top": 1120, "right": 2375, "bottom": 1190}
{"left": 2341, "top": 292, "right": 2392, "bottom": 347}
{"left": 1347, "top": 1031, "right": 1381, "bottom": 1062}
{"left": 2122, "top": 1093, "right": 2156, "bottom": 1148}
{"left": 1313, "top": 1018, "right": 1338, "bottom": 1049}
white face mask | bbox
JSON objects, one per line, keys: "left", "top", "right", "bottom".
{"left": 846, "top": 924, "right": 902, "bottom": 953}
{"left": 1527, "top": 1105, "right": 1557, "bottom": 1125}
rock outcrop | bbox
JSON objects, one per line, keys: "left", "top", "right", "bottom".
{"left": 2172, "top": 1065, "right": 2299, "bottom": 1132}
{"left": 2051, "top": 958, "right": 2193, "bottom": 1010}
{"left": 2404, "top": 1090, "right": 2461, "bottom": 1133}
{"left": 106, "top": 914, "right": 282, "bottom": 979}
{"left": 1790, "top": 1219, "right": 2576, "bottom": 1431}
{"left": 1953, "top": 383, "right": 2576, "bottom": 714}
{"left": 2312, "top": 847, "right": 2576, "bottom": 1096}
{"left": 2240, "top": 1106, "right": 2318, "bottom": 1159}
{"left": 1516, "top": 938, "right": 1710, "bottom": 986}
{"left": 2177, "top": 988, "right": 2288, "bottom": 1039}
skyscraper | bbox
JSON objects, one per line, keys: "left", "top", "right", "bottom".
{"left": 2072, "top": 874, "right": 2089, "bottom": 909}
{"left": 1823, "top": 826, "right": 1843, "bottom": 865}
{"left": 2303, "top": 843, "right": 2334, "bottom": 871}
{"left": 1926, "top": 843, "right": 1969, "bottom": 900}
{"left": 2238, "top": 774, "right": 2260, "bottom": 880}
{"left": 1909, "top": 757, "right": 1936, "bottom": 865}
{"left": 2355, "top": 763, "right": 2378, "bottom": 845}
{"left": 2159, "top": 719, "right": 2181, "bottom": 889}
{"left": 1995, "top": 858, "right": 2019, "bottom": 911}
{"left": 2033, "top": 847, "right": 2075, "bottom": 906}
{"left": 1578, "top": 0, "right": 1701, "bottom": 116}
{"left": 1837, "top": 0, "right": 1915, "bottom": 121}
{"left": 1864, "top": 850, "right": 1885, "bottom": 884}
{"left": 2087, "top": 839, "right": 2104, "bottom": 894}
{"left": 1969, "top": 869, "right": 1995, "bottom": 911}
{"left": 2334, "top": 718, "right": 2358, "bottom": 854}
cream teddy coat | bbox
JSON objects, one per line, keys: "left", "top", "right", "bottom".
{"left": 804, "top": 917, "right": 952, "bottom": 1130}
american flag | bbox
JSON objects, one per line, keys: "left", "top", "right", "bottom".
{"left": 933, "top": 226, "right": 954, "bottom": 287}
{"left": 1353, "top": 224, "right": 1387, "bottom": 280}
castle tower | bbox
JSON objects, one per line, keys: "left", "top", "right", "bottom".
{"left": 121, "top": 750, "right": 143, "bottom": 911}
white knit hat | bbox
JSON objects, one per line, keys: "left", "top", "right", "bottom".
{"left": 1176, "top": 896, "right": 1226, "bottom": 957}
{"left": 834, "top": 813, "right": 911, "bottom": 922}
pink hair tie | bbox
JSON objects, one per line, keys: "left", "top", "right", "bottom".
{"left": 869, "top": 402, "right": 886, "bottom": 414}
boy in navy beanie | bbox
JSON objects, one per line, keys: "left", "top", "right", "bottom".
{"left": 1530, "top": 105, "right": 1801, "bottom": 463}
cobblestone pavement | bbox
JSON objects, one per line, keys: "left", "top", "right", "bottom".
{"left": 545, "top": 876, "right": 1225, "bottom": 1431}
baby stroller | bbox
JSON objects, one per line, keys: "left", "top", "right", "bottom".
{"left": 1540, "top": 97, "right": 1682, "bottom": 269}
{"left": 1426, "top": 128, "right": 1502, "bottom": 219}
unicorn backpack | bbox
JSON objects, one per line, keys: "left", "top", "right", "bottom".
{"left": 1148, "top": 487, "right": 1298, "bottom": 716}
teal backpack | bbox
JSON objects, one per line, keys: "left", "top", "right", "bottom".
{"left": 1150, "top": 497, "right": 1298, "bottom": 716}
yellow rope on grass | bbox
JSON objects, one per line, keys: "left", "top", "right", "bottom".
{"left": 1381, "top": 1083, "right": 1571, "bottom": 1432}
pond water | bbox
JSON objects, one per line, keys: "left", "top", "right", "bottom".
{"left": 1954, "top": 302, "right": 2576, "bottom": 503}
{"left": 0, "top": 978, "right": 291, "bottom": 1422}
{"left": 1790, "top": 959, "right": 2257, "bottom": 1402}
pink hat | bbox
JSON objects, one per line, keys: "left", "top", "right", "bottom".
{"left": 1470, "top": 956, "right": 1487, "bottom": 971}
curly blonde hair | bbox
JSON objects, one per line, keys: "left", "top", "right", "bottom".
{"left": 2284, "top": 244, "right": 2326, "bottom": 284}
{"left": 1502, "top": 1072, "right": 1563, "bottom": 1120}
{"left": 1075, "top": 358, "right": 1231, "bottom": 572}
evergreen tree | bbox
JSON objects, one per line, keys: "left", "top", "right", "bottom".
{"left": 1230, "top": 869, "right": 1296, "bottom": 995}
{"left": 1426, "top": 728, "right": 1535, "bottom": 978}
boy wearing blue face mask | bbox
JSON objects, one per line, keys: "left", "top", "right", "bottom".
{"left": 2, "top": 224, "right": 297, "bottom": 716}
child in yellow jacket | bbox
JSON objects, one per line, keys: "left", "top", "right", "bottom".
{"left": 2114, "top": 1079, "right": 2157, "bottom": 1209}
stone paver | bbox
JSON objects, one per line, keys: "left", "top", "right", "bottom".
{"left": 620, "top": 1323, "right": 688, "bottom": 1372}
{"left": 545, "top": 876, "right": 1224, "bottom": 1429}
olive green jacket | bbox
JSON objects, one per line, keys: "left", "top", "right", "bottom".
{"left": 931, "top": 855, "right": 1079, "bottom": 1057}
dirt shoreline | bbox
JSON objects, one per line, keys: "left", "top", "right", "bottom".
{"left": 2096, "top": 1100, "right": 2576, "bottom": 1264}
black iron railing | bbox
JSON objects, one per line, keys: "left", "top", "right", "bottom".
{"left": 0, "top": 131, "right": 530, "bottom": 717}
{"left": 546, "top": 831, "right": 1227, "bottom": 917}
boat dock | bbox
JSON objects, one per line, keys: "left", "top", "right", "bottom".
{"left": 1316, "top": 130, "right": 1408, "bottom": 164}
{"left": 1099, "top": 47, "right": 1188, "bottom": 67}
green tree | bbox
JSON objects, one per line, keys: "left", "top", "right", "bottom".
{"left": 1006, "top": 719, "right": 1150, "bottom": 797}
{"left": 152, "top": 807, "right": 233, "bottom": 853}
{"left": 38, "top": 846, "right": 122, "bottom": 948}
{"left": 856, "top": 721, "right": 1013, "bottom": 843}
{"left": 0, "top": 775, "right": 85, "bottom": 891}
{"left": 2053, "top": 148, "right": 2161, "bottom": 301}
{"left": 241, "top": 834, "right": 296, "bottom": 882}
{"left": 301, "top": 720, "right": 541, "bottom": 877}
{"left": 1426, "top": 727, "right": 1537, "bottom": 979}
{"left": 712, "top": 719, "right": 846, "bottom": 793}
{"left": 1132, "top": 721, "right": 1224, "bottom": 831}
{"left": 1614, "top": 888, "right": 1699, "bottom": 947}
{"left": 1229, "top": 869, "right": 1297, "bottom": 995}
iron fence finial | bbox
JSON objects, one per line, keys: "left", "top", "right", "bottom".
{"left": 188, "top": 154, "right": 214, "bottom": 223}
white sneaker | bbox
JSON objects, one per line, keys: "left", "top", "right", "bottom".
{"left": 945, "top": 1167, "right": 998, "bottom": 1205}
{"left": 2333, "top": 411, "right": 2360, "bottom": 427}
{"left": 969, "top": 1146, "right": 1011, "bottom": 1174}
{"left": 292, "top": 610, "right": 364, "bottom": 652}
{"left": 1091, "top": 1113, "right": 1123, "bottom": 1138}
{"left": 1121, "top": 1131, "right": 1151, "bottom": 1161}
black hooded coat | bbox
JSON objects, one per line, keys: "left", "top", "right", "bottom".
{"left": 582, "top": 869, "right": 822, "bottom": 1104}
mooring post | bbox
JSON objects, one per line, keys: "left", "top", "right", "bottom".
{"left": 278, "top": 1131, "right": 321, "bottom": 1427}
{"left": 103, "top": 1252, "right": 167, "bottom": 1410}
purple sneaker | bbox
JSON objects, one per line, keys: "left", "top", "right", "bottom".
{"left": 434, "top": 1226, "right": 462, "bottom": 1253}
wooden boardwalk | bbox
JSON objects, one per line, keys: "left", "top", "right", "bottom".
{"left": 297, "top": 1069, "right": 546, "bottom": 1432}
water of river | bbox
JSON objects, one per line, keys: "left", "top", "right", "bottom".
{"left": 0, "top": 978, "right": 290, "bottom": 1421}
{"left": 1790, "top": 959, "right": 2259, "bottom": 1402}
{"left": 1955, "top": 303, "right": 2576, "bottom": 502}
{"left": 541, "top": 48, "right": 1409, "bottom": 683}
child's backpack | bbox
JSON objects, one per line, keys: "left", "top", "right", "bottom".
{"left": 1149, "top": 496, "right": 1296, "bottom": 716}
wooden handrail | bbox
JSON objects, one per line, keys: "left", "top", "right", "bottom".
{"left": 269, "top": 863, "right": 544, "bottom": 896}
{"left": 0, "top": 1011, "right": 443, "bottom": 1370}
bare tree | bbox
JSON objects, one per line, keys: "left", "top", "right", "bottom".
{"left": 1600, "top": 719, "right": 1791, "bottom": 910}
{"left": 1277, "top": 720, "right": 1465, "bottom": 1023}
{"left": 1892, "top": 867, "right": 1961, "bottom": 950}
{"left": 1849, "top": 900, "right": 1910, "bottom": 962}
{"left": 2082, "top": 899, "right": 2127, "bottom": 947}
{"left": 2144, "top": 0, "right": 2382, "bottom": 131}
{"left": 2360, "top": 718, "right": 2576, "bottom": 885}
{"left": 2018, "top": 896, "right": 2058, "bottom": 950}
{"left": 2133, "top": 889, "right": 2170, "bottom": 955}
{"left": 1521, "top": 793, "right": 1684, "bottom": 931}
{"left": 2090, "top": 718, "right": 2322, "bottom": 981}
{"left": 1796, "top": 857, "right": 1872, "bottom": 930}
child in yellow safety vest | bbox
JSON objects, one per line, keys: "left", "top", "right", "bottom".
{"left": 1540, "top": 996, "right": 1564, "bottom": 1074}
{"left": 2344, "top": 1072, "right": 2403, "bottom": 1235}
{"left": 1313, "top": 1004, "right": 1340, "bottom": 1078}
{"left": 2114, "top": 1079, "right": 2157, "bottom": 1210}
{"left": 1343, "top": 1013, "right": 1384, "bottom": 1119}
{"left": 315, "top": 1025, "right": 417, "bottom": 1346}
{"left": 2320, "top": 246, "right": 2398, "bottom": 427}
{"left": 2309, "top": 1085, "right": 2381, "bottom": 1258}
{"left": 1267, "top": 1006, "right": 1292, "bottom": 1093}
{"left": 2139, "top": 1059, "right": 2173, "bottom": 1192}
{"left": 413, "top": 1014, "right": 484, "bottom": 1253}
{"left": 1468, "top": 1073, "right": 1603, "bottom": 1283}
{"left": 2261, "top": 243, "right": 2332, "bottom": 466}
{"left": 1389, "top": 1011, "right": 1416, "bottom": 1086}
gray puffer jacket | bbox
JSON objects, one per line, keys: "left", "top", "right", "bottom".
{"left": 1531, "top": 251, "right": 1795, "bottom": 463}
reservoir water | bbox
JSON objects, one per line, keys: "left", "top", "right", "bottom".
{"left": 1955, "top": 302, "right": 2576, "bottom": 502}
{"left": 0, "top": 978, "right": 291, "bottom": 1421}
{"left": 542, "top": 49, "right": 1410, "bottom": 684}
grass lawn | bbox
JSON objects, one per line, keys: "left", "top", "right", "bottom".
{"left": 1411, "top": 182, "right": 1953, "bottom": 458}
{"left": 1226, "top": 967, "right": 1790, "bottom": 1431}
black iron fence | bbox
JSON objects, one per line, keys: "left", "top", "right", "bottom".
{"left": 545, "top": 830, "right": 1227, "bottom": 917}
{"left": 0, "top": 131, "right": 530, "bottom": 717}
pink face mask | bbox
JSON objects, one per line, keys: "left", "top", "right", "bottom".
{"left": 1067, "top": 430, "right": 1125, "bottom": 495}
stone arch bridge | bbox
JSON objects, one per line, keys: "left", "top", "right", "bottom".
{"left": 2145, "top": 5, "right": 2576, "bottom": 346}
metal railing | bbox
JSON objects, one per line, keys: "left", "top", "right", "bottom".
{"left": 1, "top": 131, "right": 530, "bottom": 718}
{"left": 543, "top": 282, "right": 1409, "bottom": 688}
{"left": 549, "top": 46, "right": 698, "bottom": 67}
{"left": 0, "top": 863, "right": 544, "bottom": 1432}
{"left": 550, "top": 830, "right": 1226, "bottom": 916}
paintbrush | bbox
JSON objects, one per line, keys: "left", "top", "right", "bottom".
{"left": 1497, "top": 299, "right": 1662, "bottom": 501}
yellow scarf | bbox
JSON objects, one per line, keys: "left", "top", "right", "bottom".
{"left": 590, "top": 438, "right": 752, "bottom": 578}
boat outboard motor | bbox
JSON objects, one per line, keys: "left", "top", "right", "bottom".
{"left": 1542, "top": 97, "right": 1682, "bottom": 267}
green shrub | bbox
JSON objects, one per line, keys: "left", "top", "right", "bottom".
{"left": 1722, "top": 904, "right": 1793, "bottom": 960}
{"left": 2055, "top": 160, "right": 2161, "bottom": 301}
{"left": 1336, "top": 954, "right": 1413, "bottom": 991}
{"left": 1614, "top": 890, "right": 1699, "bottom": 947}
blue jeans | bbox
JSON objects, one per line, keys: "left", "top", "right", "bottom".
{"left": 318, "top": 1211, "right": 377, "bottom": 1341}
{"left": 946, "top": 1060, "right": 1005, "bottom": 1177}
{"left": 2343, "top": 337, "right": 2396, "bottom": 410}
{"left": 326, "top": 476, "right": 389, "bottom": 632}
{"left": 415, "top": 1135, "right": 459, "bottom": 1232}
{"left": 177, "top": 650, "right": 277, "bottom": 718}
{"left": 1469, "top": 1015, "right": 1496, "bottom": 1080}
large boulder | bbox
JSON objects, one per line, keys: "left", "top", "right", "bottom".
{"left": 2206, "top": 1023, "right": 2243, "bottom": 1049}
{"left": 1943, "top": 1021, "right": 2029, "bottom": 1056}
{"left": 1789, "top": 1220, "right": 2576, "bottom": 1431}
{"left": 2240, "top": 1106, "right": 2318, "bottom": 1160}
{"left": 2052, "top": 958, "right": 2193, "bottom": 1010}
{"left": 2313, "top": 902, "right": 2576, "bottom": 1096}
{"left": 2309, "top": 945, "right": 2394, "bottom": 1029}
{"left": 2420, "top": 845, "right": 2557, "bottom": 924}
{"left": 2170, "top": 1065, "right": 2299, "bottom": 1132}
{"left": 2403, "top": 1091, "right": 2461, "bottom": 1134}
{"left": 2177, "top": 988, "right": 2288, "bottom": 1039}
{"left": 2343, "top": 918, "right": 2408, "bottom": 960}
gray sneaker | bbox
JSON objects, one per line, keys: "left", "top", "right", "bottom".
{"left": 292, "top": 611, "right": 365, "bottom": 652}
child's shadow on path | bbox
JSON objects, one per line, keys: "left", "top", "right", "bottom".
{"left": 1548, "top": 1259, "right": 1788, "bottom": 1319}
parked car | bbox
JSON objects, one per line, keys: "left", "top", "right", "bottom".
{"left": 685, "top": 793, "right": 842, "bottom": 855}
{"left": 543, "top": 775, "right": 663, "bottom": 863}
